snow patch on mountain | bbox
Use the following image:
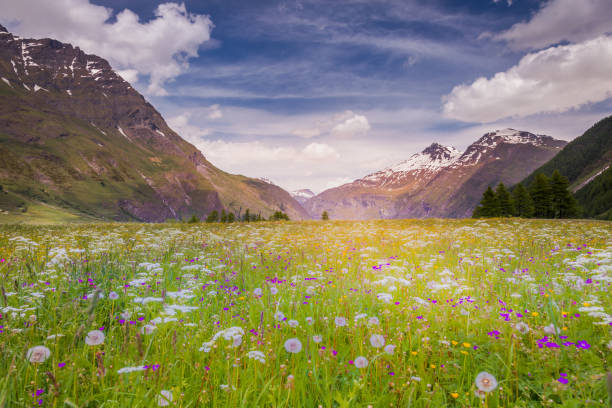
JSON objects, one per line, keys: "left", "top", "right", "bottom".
{"left": 291, "top": 189, "right": 315, "bottom": 199}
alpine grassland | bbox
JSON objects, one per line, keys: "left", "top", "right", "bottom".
{"left": 0, "top": 219, "right": 611, "bottom": 407}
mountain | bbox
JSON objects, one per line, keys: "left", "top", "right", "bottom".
{"left": 291, "top": 189, "right": 315, "bottom": 205}
{"left": 520, "top": 116, "right": 612, "bottom": 219}
{"left": 0, "top": 25, "right": 309, "bottom": 222}
{"left": 304, "top": 129, "right": 566, "bottom": 219}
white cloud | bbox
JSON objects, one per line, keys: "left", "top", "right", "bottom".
{"left": 303, "top": 143, "right": 340, "bottom": 160}
{"left": 2, "top": 0, "right": 213, "bottom": 95}
{"left": 442, "top": 35, "right": 612, "bottom": 123}
{"left": 167, "top": 113, "right": 210, "bottom": 140}
{"left": 207, "top": 104, "right": 223, "bottom": 119}
{"left": 332, "top": 112, "right": 371, "bottom": 137}
{"left": 495, "top": 0, "right": 612, "bottom": 50}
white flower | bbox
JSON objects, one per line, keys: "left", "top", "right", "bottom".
{"left": 367, "top": 316, "right": 380, "bottom": 326}
{"left": 85, "top": 330, "right": 105, "bottom": 346}
{"left": 306, "top": 316, "right": 314, "bottom": 325}
{"left": 410, "top": 376, "right": 421, "bottom": 382}
{"left": 288, "top": 319, "right": 299, "bottom": 328}
{"left": 284, "top": 338, "right": 302, "bottom": 353}
{"left": 109, "top": 291, "right": 119, "bottom": 300}
{"left": 26, "top": 345, "right": 51, "bottom": 363}
{"left": 247, "top": 350, "right": 266, "bottom": 363}
{"left": 157, "top": 390, "right": 173, "bottom": 406}
{"left": 46, "top": 334, "right": 64, "bottom": 340}
{"left": 475, "top": 371, "right": 498, "bottom": 393}
{"left": 334, "top": 316, "right": 347, "bottom": 327}
{"left": 141, "top": 324, "right": 157, "bottom": 335}
{"left": 253, "top": 288, "right": 263, "bottom": 296}
{"left": 312, "top": 335, "right": 323, "bottom": 343}
{"left": 270, "top": 287, "right": 278, "bottom": 295}
{"left": 117, "top": 365, "right": 146, "bottom": 374}
{"left": 120, "top": 311, "right": 131, "bottom": 319}
{"left": 306, "top": 286, "right": 315, "bottom": 295}
{"left": 384, "top": 344, "right": 396, "bottom": 355}
{"left": 370, "top": 334, "right": 385, "bottom": 348}
{"left": 543, "top": 324, "right": 560, "bottom": 335}
{"left": 377, "top": 293, "right": 393, "bottom": 303}
{"left": 354, "top": 356, "right": 368, "bottom": 368}
{"left": 355, "top": 313, "right": 367, "bottom": 321}
{"left": 514, "top": 322, "right": 530, "bottom": 334}
{"left": 274, "top": 311, "right": 285, "bottom": 321}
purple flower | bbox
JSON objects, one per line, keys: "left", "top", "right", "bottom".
{"left": 576, "top": 340, "right": 590, "bottom": 349}
{"left": 557, "top": 377, "right": 568, "bottom": 384}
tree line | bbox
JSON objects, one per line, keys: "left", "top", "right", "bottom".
{"left": 473, "top": 170, "right": 579, "bottom": 218}
{"left": 185, "top": 208, "right": 290, "bottom": 223}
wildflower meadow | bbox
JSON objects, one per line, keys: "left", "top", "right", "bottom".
{"left": 0, "top": 219, "right": 611, "bottom": 407}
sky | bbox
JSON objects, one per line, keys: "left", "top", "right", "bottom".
{"left": 2, "top": 0, "right": 612, "bottom": 193}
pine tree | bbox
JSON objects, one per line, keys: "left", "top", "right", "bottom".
{"left": 244, "top": 209, "right": 251, "bottom": 222}
{"left": 321, "top": 211, "right": 329, "bottom": 220}
{"left": 512, "top": 183, "right": 534, "bottom": 218}
{"left": 220, "top": 209, "right": 227, "bottom": 223}
{"left": 550, "top": 170, "right": 579, "bottom": 218}
{"left": 227, "top": 212, "right": 235, "bottom": 223}
{"left": 530, "top": 173, "right": 552, "bottom": 218}
{"left": 473, "top": 186, "right": 499, "bottom": 217}
{"left": 205, "top": 210, "right": 219, "bottom": 223}
{"left": 495, "top": 183, "right": 514, "bottom": 217}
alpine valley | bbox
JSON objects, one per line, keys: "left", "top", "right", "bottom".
{"left": 303, "top": 129, "right": 566, "bottom": 219}
{"left": 0, "top": 25, "right": 309, "bottom": 222}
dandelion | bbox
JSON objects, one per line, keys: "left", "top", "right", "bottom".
{"left": 157, "top": 390, "right": 172, "bottom": 406}
{"left": 85, "top": 330, "right": 105, "bottom": 346}
{"left": 274, "top": 311, "right": 285, "bottom": 321}
{"left": 370, "top": 334, "right": 385, "bottom": 348}
{"left": 253, "top": 288, "right": 263, "bottom": 296}
{"left": 284, "top": 338, "right": 302, "bottom": 353}
{"left": 367, "top": 317, "right": 380, "bottom": 326}
{"left": 543, "top": 324, "right": 560, "bottom": 335}
{"left": 475, "top": 371, "right": 498, "bottom": 393}
{"left": 108, "top": 291, "right": 119, "bottom": 300}
{"left": 306, "top": 316, "right": 314, "bottom": 325}
{"left": 247, "top": 350, "right": 266, "bottom": 363}
{"left": 335, "top": 316, "right": 347, "bottom": 327}
{"left": 288, "top": 319, "right": 299, "bottom": 328}
{"left": 141, "top": 324, "right": 156, "bottom": 335}
{"left": 26, "top": 346, "right": 51, "bottom": 363}
{"left": 312, "top": 335, "right": 322, "bottom": 343}
{"left": 384, "top": 344, "right": 396, "bottom": 355}
{"left": 306, "top": 286, "right": 315, "bottom": 295}
{"left": 354, "top": 356, "right": 368, "bottom": 368}
{"left": 270, "top": 287, "right": 278, "bottom": 295}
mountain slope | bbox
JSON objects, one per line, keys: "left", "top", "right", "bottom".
{"left": 520, "top": 116, "right": 612, "bottom": 219}
{"left": 0, "top": 25, "right": 309, "bottom": 222}
{"left": 291, "top": 189, "right": 315, "bottom": 205}
{"left": 305, "top": 129, "right": 566, "bottom": 219}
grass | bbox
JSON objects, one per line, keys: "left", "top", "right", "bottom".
{"left": 0, "top": 219, "right": 610, "bottom": 407}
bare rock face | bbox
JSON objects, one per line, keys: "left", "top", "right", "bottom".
{"left": 305, "top": 129, "right": 566, "bottom": 219}
{"left": 0, "top": 27, "right": 309, "bottom": 221}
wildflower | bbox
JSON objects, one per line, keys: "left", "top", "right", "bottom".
{"left": 270, "top": 287, "right": 278, "bottom": 295}
{"left": 384, "top": 344, "right": 396, "bottom": 355}
{"left": 543, "top": 324, "right": 560, "bottom": 335}
{"left": 354, "top": 356, "right": 368, "bottom": 368}
{"left": 451, "top": 392, "right": 459, "bottom": 398}
{"left": 370, "top": 334, "right": 385, "bottom": 348}
{"left": 117, "top": 366, "right": 147, "bottom": 374}
{"left": 284, "top": 338, "right": 302, "bottom": 353}
{"left": 274, "top": 311, "right": 285, "bottom": 321}
{"left": 514, "top": 322, "right": 530, "bottom": 334}
{"left": 288, "top": 319, "right": 299, "bottom": 328}
{"left": 26, "top": 346, "right": 51, "bottom": 363}
{"left": 247, "top": 350, "right": 266, "bottom": 363}
{"left": 108, "top": 291, "right": 119, "bottom": 300}
{"left": 306, "top": 316, "right": 314, "bottom": 325}
{"left": 141, "top": 324, "right": 156, "bottom": 335}
{"left": 312, "top": 335, "right": 323, "bottom": 343}
{"left": 85, "top": 330, "right": 105, "bottom": 346}
{"left": 253, "top": 288, "right": 263, "bottom": 296}
{"left": 157, "top": 390, "right": 173, "bottom": 406}
{"left": 306, "top": 286, "right": 315, "bottom": 295}
{"left": 334, "top": 316, "right": 347, "bottom": 327}
{"left": 475, "top": 372, "right": 498, "bottom": 393}
{"left": 367, "top": 316, "right": 380, "bottom": 326}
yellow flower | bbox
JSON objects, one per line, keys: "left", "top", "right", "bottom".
{"left": 583, "top": 302, "right": 590, "bottom": 307}
{"left": 532, "top": 312, "right": 539, "bottom": 317}
{"left": 462, "top": 342, "right": 470, "bottom": 347}
{"left": 411, "top": 351, "right": 418, "bottom": 356}
{"left": 430, "top": 364, "right": 436, "bottom": 369}
{"left": 451, "top": 341, "right": 458, "bottom": 346}
{"left": 461, "top": 350, "right": 468, "bottom": 355}
{"left": 451, "top": 393, "right": 459, "bottom": 399}
{"left": 562, "top": 326, "right": 568, "bottom": 331}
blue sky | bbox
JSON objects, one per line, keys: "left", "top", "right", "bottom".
{"left": 3, "top": 0, "right": 612, "bottom": 192}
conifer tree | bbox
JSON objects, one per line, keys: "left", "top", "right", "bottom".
{"left": 530, "top": 173, "right": 552, "bottom": 218}
{"left": 512, "top": 183, "right": 534, "bottom": 218}
{"left": 205, "top": 210, "right": 219, "bottom": 223}
{"left": 495, "top": 183, "right": 514, "bottom": 217}
{"left": 220, "top": 209, "right": 227, "bottom": 223}
{"left": 473, "top": 186, "right": 499, "bottom": 217}
{"left": 244, "top": 209, "right": 251, "bottom": 222}
{"left": 321, "top": 211, "right": 329, "bottom": 220}
{"left": 227, "top": 212, "right": 235, "bottom": 223}
{"left": 550, "top": 170, "right": 579, "bottom": 218}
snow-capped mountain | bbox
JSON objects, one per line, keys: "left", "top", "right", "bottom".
{"left": 291, "top": 189, "right": 315, "bottom": 205}
{"left": 0, "top": 24, "right": 309, "bottom": 222}
{"left": 304, "top": 130, "right": 566, "bottom": 219}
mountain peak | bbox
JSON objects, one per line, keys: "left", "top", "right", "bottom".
{"left": 0, "top": 24, "right": 8, "bottom": 34}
